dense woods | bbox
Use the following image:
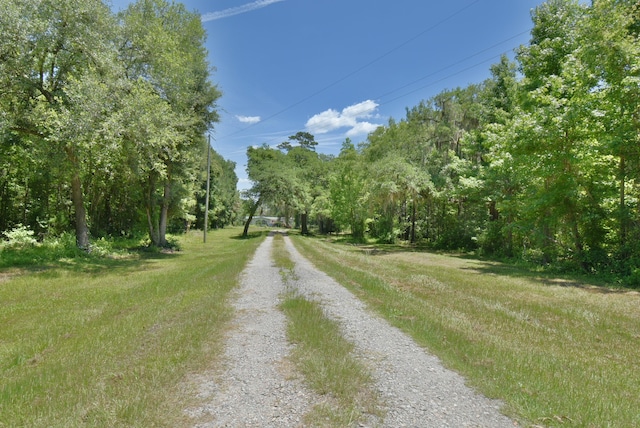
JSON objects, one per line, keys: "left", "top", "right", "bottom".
{"left": 0, "top": 0, "right": 237, "bottom": 248}
{"left": 2, "top": 0, "right": 639, "bottom": 282}
{"left": 245, "top": 0, "right": 640, "bottom": 283}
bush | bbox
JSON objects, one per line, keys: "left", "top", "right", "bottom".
{"left": 0, "top": 231, "right": 138, "bottom": 268}
{"left": 42, "top": 232, "right": 83, "bottom": 259}
{"left": 2, "top": 224, "right": 37, "bottom": 249}
{"left": 0, "top": 231, "right": 82, "bottom": 268}
{"left": 521, "top": 247, "right": 548, "bottom": 265}
{"left": 89, "top": 237, "right": 116, "bottom": 257}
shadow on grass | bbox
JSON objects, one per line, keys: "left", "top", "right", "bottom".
{"left": 231, "top": 230, "right": 272, "bottom": 240}
{"left": 312, "top": 237, "right": 432, "bottom": 256}
{"left": 297, "top": 234, "right": 635, "bottom": 293}
{"left": 438, "top": 254, "right": 635, "bottom": 293}
{"left": 459, "top": 260, "right": 634, "bottom": 293}
{"left": 0, "top": 246, "right": 179, "bottom": 281}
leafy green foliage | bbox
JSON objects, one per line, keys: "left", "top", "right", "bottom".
{"left": 2, "top": 225, "right": 37, "bottom": 249}
{"left": 276, "top": 0, "right": 640, "bottom": 282}
{"left": 195, "top": 149, "right": 240, "bottom": 230}
{"left": 2, "top": 0, "right": 639, "bottom": 279}
{"left": 328, "top": 140, "right": 369, "bottom": 240}
{"left": 0, "top": 0, "right": 231, "bottom": 250}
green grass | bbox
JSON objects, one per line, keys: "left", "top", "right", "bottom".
{"left": 272, "top": 233, "right": 380, "bottom": 426}
{"left": 291, "top": 235, "right": 640, "bottom": 428}
{"left": 0, "top": 228, "right": 265, "bottom": 427}
{"left": 271, "top": 232, "right": 295, "bottom": 273}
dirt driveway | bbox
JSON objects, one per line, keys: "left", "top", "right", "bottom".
{"left": 185, "top": 233, "right": 516, "bottom": 427}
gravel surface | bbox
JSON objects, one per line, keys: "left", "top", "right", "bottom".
{"left": 186, "top": 234, "right": 319, "bottom": 427}
{"left": 186, "top": 233, "right": 517, "bottom": 427}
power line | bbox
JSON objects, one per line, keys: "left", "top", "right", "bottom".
{"left": 375, "top": 30, "right": 529, "bottom": 103}
{"left": 216, "top": 30, "right": 532, "bottom": 159}
{"left": 217, "top": 0, "right": 481, "bottom": 140}
{"left": 382, "top": 52, "right": 504, "bottom": 106}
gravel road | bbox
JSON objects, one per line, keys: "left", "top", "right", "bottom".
{"left": 186, "top": 233, "right": 517, "bottom": 427}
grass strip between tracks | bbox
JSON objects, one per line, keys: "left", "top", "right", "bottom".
{"left": 272, "top": 233, "right": 381, "bottom": 426}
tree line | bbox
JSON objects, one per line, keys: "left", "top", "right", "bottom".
{"left": 245, "top": 0, "right": 640, "bottom": 282}
{"left": 0, "top": 0, "right": 239, "bottom": 249}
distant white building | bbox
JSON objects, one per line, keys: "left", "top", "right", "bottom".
{"left": 246, "top": 216, "right": 289, "bottom": 227}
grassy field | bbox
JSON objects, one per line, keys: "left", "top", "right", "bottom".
{"left": 0, "top": 228, "right": 265, "bottom": 427}
{"left": 291, "top": 235, "right": 640, "bottom": 428}
{"left": 4, "top": 227, "right": 638, "bottom": 427}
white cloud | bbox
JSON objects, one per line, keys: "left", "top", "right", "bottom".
{"left": 306, "top": 100, "right": 380, "bottom": 136}
{"left": 305, "top": 109, "right": 346, "bottom": 134}
{"left": 201, "top": 0, "right": 285, "bottom": 22}
{"left": 346, "top": 121, "right": 381, "bottom": 137}
{"left": 342, "top": 100, "right": 378, "bottom": 118}
{"left": 236, "top": 115, "right": 261, "bottom": 124}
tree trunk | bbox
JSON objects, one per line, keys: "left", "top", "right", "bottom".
{"left": 619, "top": 155, "right": 627, "bottom": 247}
{"left": 488, "top": 200, "right": 499, "bottom": 221}
{"left": 71, "top": 172, "right": 90, "bottom": 250}
{"left": 567, "top": 203, "right": 587, "bottom": 271}
{"left": 402, "top": 200, "right": 409, "bottom": 241}
{"left": 301, "top": 212, "right": 308, "bottom": 235}
{"left": 156, "top": 161, "right": 174, "bottom": 247}
{"left": 23, "top": 178, "right": 29, "bottom": 225}
{"left": 0, "top": 179, "right": 8, "bottom": 232}
{"left": 243, "top": 199, "right": 261, "bottom": 237}
{"left": 145, "top": 173, "right": 159, "bottom": 246}
{"left": 158, "top": 178, "right": 170, "bottom": 247}
{"left": 63, "top": 145, "right": 90, "bottom": 250}
{"left": 146, "top": 206, "right": 159, "bottom": 246}
{"left": 410, "top": 199, "right": 417, "bottom": 244}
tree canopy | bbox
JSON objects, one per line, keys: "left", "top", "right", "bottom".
{"left": 0, "top": 0, "right": 235, "bottom": 248}
{"left": 244, "top": 0, "right": 640, "bottom": 283}
{"left": 3, "top": 0, "right": 640, "bottom": 283}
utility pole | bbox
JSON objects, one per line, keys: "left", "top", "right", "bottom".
{"left": 204, "top": 134, "right": 211, "bottom": 243}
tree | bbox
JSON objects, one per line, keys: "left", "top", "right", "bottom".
{"left": 361, "top": 87, "right": 483, "bottom": 247}
{"left": 329, "top": 140, "right": 369, "bottom": 240}
{"left": 119, "top": 0, "right": 221, "bottom": 246}
{"left": 585, "top": 0, "right": 640, "bottom": 253}
{"left": 242, "top": 145, "right": 297, "bottom": 237}
{"left": 478, "top": 56, "right": 523, "bottom": 256}
{"left": 278, "top": 132, "right": 322, "bottom": 235}
{"left": 0, "top": 0, "right": 119, "bottom": 249}
{"left": 110, "top": 78, "right": 187, "bottom": 244}
{"left": 514, "top": 0, "right": 612, "bottom": 269}
{"left": 196, "top": 149, "right": 240, "bottom": 230}
{"left": 0, "top": 0, "right": 226, "bottom": 248}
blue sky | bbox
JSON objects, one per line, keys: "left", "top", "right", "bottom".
{"left": 109, "top": 0, "right": 547, "bottom": 189}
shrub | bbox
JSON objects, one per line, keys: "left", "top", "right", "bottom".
{"left": 2, "top": 224, "right": 37, "bottom": 249}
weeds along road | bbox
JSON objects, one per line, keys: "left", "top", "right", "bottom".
{"left": 186, "top": 232, "right": 516, "bottom": 427}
